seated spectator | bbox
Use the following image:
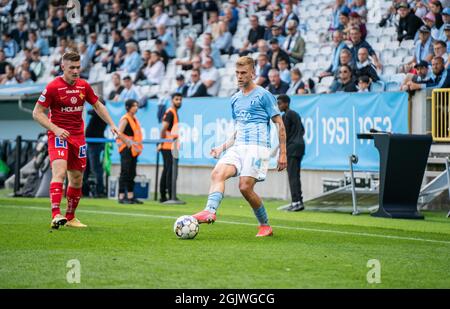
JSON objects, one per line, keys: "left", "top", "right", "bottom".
{"left": 214, "top": 21, "right": 233, "bottom": 54}
{"left": 0, "top": 32, "right": 19, "bottom": 58}
{"left": 205, "top": 11, "right": 220, "bottom": 40}
{"left": 151, "top": 4, "right": 169, "bottom": 28}
{"left": 15, "top": 60, "right": 36, "bottom": 82}
{"left": 444, "top": 24, "right": 450, "bottom": 53}
{"left": 108, "top": 73, "right": 125, "bottom": 101}
{"left": 354, "top": 47, "right": 380, "bottom": 82}
{"left": 401, "top": 60, "right": 430, "bottom": 91}
{"left": 433, "top": 40, "right": 449, "bottom": 67}
{"left": 349, "top": 27, "right": 382, "bottom": 70}
{"left": 26, "top": 31, "right": 50, "bottom": 56}
{"left": 319, "top": 30, "right": 349, "bottom": 80}
{"left": 413, "top": 0, "right": 428, "bottom": 19}
{"left": 136, "top": 51, "right": 165, "bottom": 85}
{"left": 349, "top": 0, "right": 368, "bottom": 22}
{"left": 357, "top": 75, "right": 370, "bottom": 92}
{"left": 329, "top": 0, "right": 350, "bottom": 31}
{"left": 10, "top": 16, "right": 28, "bottom": 50}
{"left": 220, "top": 7, "right": 238, "bottom": 35}
{"left": 407, "top": 56, "right": 450, "bottom": 90}
{"left": 403, "top": 25, "right": 434, "bottom": 72}
{"left": 397, "top": 2, "right": 423, "bottom": 42}
{"left": 272, "top": 4, "right": 285, "bottom": 28}
{"left": 286, "top": 68, "right": 307, "bottom": 95}
{"left": 117, "top": 76, "right": 142, "bottom": 102}
{"left": 267, "top": 69, "right": 289, "bottom": 95}
{"left": 201, "top": 56, "right": 220, "bottom": 96}
{"left": 186, "top": 68, "right": 208, "bottom": 97}
{"left": 270, "top": 25, "right": 286, "bottom": 47}
{"left": 268, "top": 38, "right": 290, "bottom": 72}
{"left": 349, "top": 12, "right": 367, "bottom": 40}
{"left": 175, "top": 74, "right": 188, "bottom": 97}
{"left": 0, "top": 64, "right": 17, "bottom": 85}
{"left": 329, "top": 48, "right": 355, "bottom": 92}
{"left": 429, "top": 0, "right": 444, "bottom": 29}
{"left": 102, "top": 30, "right": 126, "bottom": 73}
{"left": 0, "top": 49, "right": 11, "bottom": 75}
{"left": 199, "top": 35, "right": 223, "bottom": 68}
{"left": 334, "top": 64, "right": 358, "bottom": 92}
{"left": 239, "top": 15, "right": 265, "bottom": 55}
{"left": 282, "top": 20, "right": 305, "bottom": 64}
{"left": 119, "top": 42, "right": 142, "bottom": 73}
{"left": 122, "top": 28, "right": 139, "bottom": 51}
{"left": 337, "top": 11, "right": 351, "bottom": 38}
{"left": 154, "top": 39, "right": 170, "bottom": 68}
{"left": 48, "top": 8, "right": 72, "bottom": 42}
{"left": 157, "top": 25, "right": 176, "bottom": 59}
{"left": 109, "top": 1, "right": 129, "bottom": 30}
{"left": 423, "top": 12, "right": 440, "bottom": 40}
{"left": 127, "top": 9, "right": 146, "bottom": 40}
{"left": 30, "top": 49, "right": 45, "bottom": 80}
{"left": 256, "top": 39, "right": 270, "bottom": 54}
{"left": 438, "top": 7, "right": 450, "bottom": 41}
{"left": 282, "top": 2, "right": 300, "bottom": 33}
{"left": 78, "top": 42, "right": 91, "bottom": 80}
{"left": 175, "top": 36, "right": 198, "bottom": 71}
{"left": 278, "top": 58, "right": 291, "bottom": 84}
{"left": 264, "top": 13, "right": 275, "bottom": 41}
{"left": 20, "top": 70, "right": 34, "bottom": 85}
{"left": 255, "top": 53, "right": 272, "bottom": 88}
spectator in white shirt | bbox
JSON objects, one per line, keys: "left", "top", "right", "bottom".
{"left": 200, "top": 56, "right": 221, "bottom": 96}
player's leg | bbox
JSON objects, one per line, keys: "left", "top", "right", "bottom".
{"left": 65, "top": 139, "right": 87, "bottom": 227}
{"left": 49, "top": 159, "right": 68, "bottom": 229}
{"left": 192, "top": 163, "right": 237, "bottom": 224}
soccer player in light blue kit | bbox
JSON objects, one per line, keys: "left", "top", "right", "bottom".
{"left": 193, "top": 56, "right": 287, "bottom": 237}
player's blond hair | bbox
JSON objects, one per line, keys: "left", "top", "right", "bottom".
{"left": 62, "top": 51, "right": 80, "bottom": 62}
{"left": 236, "top": 56, "right": 255, "bottom": 71}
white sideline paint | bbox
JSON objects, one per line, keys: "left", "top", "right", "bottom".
{"left": 1, "top": 204, "right": 450, "bottom": 245}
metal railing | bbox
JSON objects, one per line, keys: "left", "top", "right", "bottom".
{"left": 431, "top": 88, "right": 450, "bottom": 142}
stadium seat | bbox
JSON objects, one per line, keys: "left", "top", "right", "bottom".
{"left": 382, "top": 65, "right": 397, "bottom": 76}
{"left": 400, "top": 40, "right": 415, "bottom": 49}
{"left": 385, "top": 81, "right": 401, "bottom": 92}
{"left": 370, "top": 80, "right": 385, "bottom": 92}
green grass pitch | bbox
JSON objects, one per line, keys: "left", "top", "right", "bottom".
{"left": 0, "top": 190, "right": 449, "bottom": 288}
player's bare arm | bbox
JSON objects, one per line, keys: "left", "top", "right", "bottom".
{"left": 92, "top": 100, "right": 119, "bottom": 136}
{"left": 210, "top": 131, "right": 237, "bottom": 158}
{"left": 272, "top": 115, "right": 287, "bottom": 171}
{"left": 32, "top": 103, "right": 70, "bottom": 140}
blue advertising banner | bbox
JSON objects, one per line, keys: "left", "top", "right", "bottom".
{"left": 101, "top": 91, "right": 408, "bottom": 171}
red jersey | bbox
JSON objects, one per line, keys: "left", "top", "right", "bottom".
{"left": 37, "top": 77, "right": 99, "bottom": 135}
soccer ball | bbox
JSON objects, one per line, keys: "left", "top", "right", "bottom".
{"left": 174, "top": 215, "right": 199, "bottom": 239}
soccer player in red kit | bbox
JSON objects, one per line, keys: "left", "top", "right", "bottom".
{"left": 33, "top": 51, "right": 119, "bottom": 229}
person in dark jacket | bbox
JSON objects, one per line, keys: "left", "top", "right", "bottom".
{"left": 354, "top": 47, "right": 380, "bottom": 82}
{"left": 277, "top": 94, "right": 305, "bottom": 211}
{"left": 407, "top": 56, "right": 450, "bottom": 90}
{"left": 186, "top": 68, "right": 208, "bottom": 97}
{"left": 396, "top": 2, "right": 423, "bottom": 42}
{"left": 335, "top": 64, "right": 358, "bottom": 92}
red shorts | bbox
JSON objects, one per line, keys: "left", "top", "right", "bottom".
{"left": 48, "top": 132, "right": 87, "bottom": 171}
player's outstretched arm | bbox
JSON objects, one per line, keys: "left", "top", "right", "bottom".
{"left": 92, "top": 100, "right": 119, "bottom": 136}
{"left": 210, "top": 131, "right": 236, "bottom": 158}
{"left": 32, "top": 103, "right": 70, "bottom": 139}
{"left": 272, "top": 115, "right": 287, "bottom": 171}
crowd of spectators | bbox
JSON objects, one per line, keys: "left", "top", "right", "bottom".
{"left": 0, "top": 0, "right": 450, "bottom": 94}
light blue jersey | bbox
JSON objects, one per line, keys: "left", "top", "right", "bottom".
{"left": 231, "top": 86, "right": 280, "bottom": 147}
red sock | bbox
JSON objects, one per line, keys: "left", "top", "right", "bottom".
{"left": 50, "top": 182, "right": 63, "bottom": 218}
{"left": 66, "top": 187, "right": 82, "bottom": 221}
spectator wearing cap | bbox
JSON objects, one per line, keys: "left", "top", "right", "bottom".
{"left": 330, "top": 0, "right": 350, "bottom": 31}
{"left": 255, "top": 53, "right": 272, "bottom": 88}
{"left": 335, "top": 64, "right": 358, "bottom": 93}
{"left": 349, "top": 27, "right": 382, "bottom": 71}
{"left": 119, "top": 42, "right": 142, "bottom": 73}
{"left": 118, "top": 76, "right": 142, "bottom": 102}
{"left": 423, "top": 12, "right": 440, "bottom": 40}
{"left": 401, "top": 60, "right": 430, "bottom": 91}
{"left": 287, "top": 68, "right": 307, "bottom": 95}
{"left": 405, "top": 25, "right": 434, "bottom": 72}
{"left": 407, "top": 56, "right": 450, "bottom": 90}
{"left": 239, "top": 15, "right": 266, "bottom": 55}
{"left": 354, "top": 47, "right": 380, "bottom": 82}
{"left": 319, "top": 30, "right": 349, "bottom": 79}
{"left": 268, "top": 38, "right": 291, "bottom": 72}
{"left": 267, "top": 69, "right": 289, "bottom": 95}
{"left": 397, "top": 2, "right": 423, "bottom": 42}
{"left": 186, "top": 68, "right": 208, "bottom": 97}
{"left": 200, "top": 56, "right": 221, "bottom": 96}
{"left": 175, "top": 74, "right": 188, "bottom": 97}
{"left": 282, "top": 20, "right": 305, "bottom": 64}
{"left": 443, "top": 24, "right": 450, "bottom": 53}
{"left": 429, "top": 0, "right": 444, "bottom": 29}
{"left": 438, "top": 7, "right": 450, "bottom": 41}
{"left": 109, "top": 73, "right": 125, "bottom": 101}
{"left": 349, "top": 12, "right": 367, "bottom": 40}
{"left": 271, "top": 25, "right": 286, "bottom": 47}
{"left": 264, "top": 13, "right": 275, "bottom": 41}
{"left": 0, "top": 32, "right": 19, "bottom": 58}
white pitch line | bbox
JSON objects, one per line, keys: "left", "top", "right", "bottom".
{"left": 1, "top": 204, "right": 450, "bottom": 245}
